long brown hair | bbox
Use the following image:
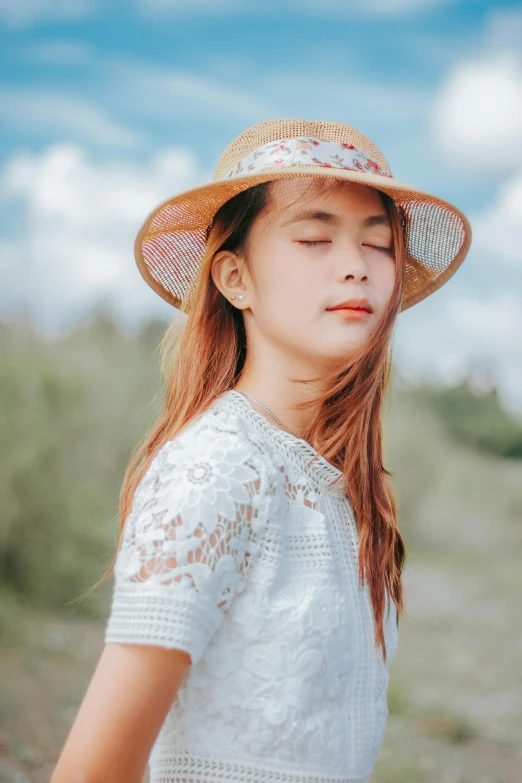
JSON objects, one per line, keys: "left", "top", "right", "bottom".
{"left": 86, "top": 175, "right": 406, "bottom": 662}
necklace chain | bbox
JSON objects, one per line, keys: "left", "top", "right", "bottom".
{"left": 236, "top": 390, "right": 307, "bottom": 439}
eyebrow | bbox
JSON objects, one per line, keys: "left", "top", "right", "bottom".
{"left": 279, "top": 208, "right": 392, "bottom": 229}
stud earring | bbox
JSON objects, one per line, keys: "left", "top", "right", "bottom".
{"left": 237, "top": 294, "right": 245, "bottom": 301}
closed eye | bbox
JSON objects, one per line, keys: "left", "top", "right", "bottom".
{"left": 363, "top": 244, "right": 393, "bottom": 255}
{"left": 297, "top": 240, "right": 392, "bottom": 255}
{"left": 296, "top": 240, "right": 331, "bottom": 247}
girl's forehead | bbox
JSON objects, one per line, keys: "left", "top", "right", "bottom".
{"left": 265, "top": 178, "right": 385, "bottom": 224}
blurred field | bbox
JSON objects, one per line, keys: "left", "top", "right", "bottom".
{"left": 1, "top": 314, "right": 521, "bottom": 783}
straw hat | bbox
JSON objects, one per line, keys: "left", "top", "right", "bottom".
{"left": 134, "top": 118, "right": 472, "bottom": 312}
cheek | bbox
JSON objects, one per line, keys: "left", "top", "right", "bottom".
{"left": 378, "top": 258, "right": 397, "bottom": 303}
{"left": 255, "top": 245, "right": 319, "bottom": 319}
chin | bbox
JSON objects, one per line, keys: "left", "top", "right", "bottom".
{"left": 328, "top": 335, "right": 366, "bottom": 353}
{"left": 314, "top": 344, "right": 362, "bottom": 364}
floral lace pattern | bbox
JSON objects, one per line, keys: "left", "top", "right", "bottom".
{"left": 104, "top": 390, "right": 399, "bottom": 783}
{"left": 224, "top": 137, "right": 392, "bottom": 180}
{"left": 105, "top": 405, "right": 279, "bottom": 664}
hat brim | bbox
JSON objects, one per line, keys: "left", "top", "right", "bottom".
{"left": 134, "top": 166, "right": 472, "bottom": 313}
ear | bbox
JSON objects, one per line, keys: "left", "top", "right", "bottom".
{"left": 211, "top": 249, "right": 248, "bottom": 303}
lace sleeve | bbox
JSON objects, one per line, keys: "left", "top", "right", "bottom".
{"left": 103, "top": 406, "right": 275, "bottom": 665}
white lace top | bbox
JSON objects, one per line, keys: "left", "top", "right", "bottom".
{"left": 104, "top": 389, "right": 399, "bottom": 783}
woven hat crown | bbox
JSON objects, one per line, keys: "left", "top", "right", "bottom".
{"left": 213, "top": 118, "right": 392, "bottom": 182}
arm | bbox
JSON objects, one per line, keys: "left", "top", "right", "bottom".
{"left": 52, "top": 406, "right": 275, "bottom": 782}
{"left": 51, "top": 643, "right": 191, "bottom": 783}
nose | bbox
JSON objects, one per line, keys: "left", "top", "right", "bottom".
{"left": 334, "top": 239, "right": 370, "bottom": 284}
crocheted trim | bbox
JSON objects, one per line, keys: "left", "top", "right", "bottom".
{"left": 149, "top": 747, "right": 373, "bottom": 783}
{"left": 218, "top": 390, "right": 345, "bottom": 493}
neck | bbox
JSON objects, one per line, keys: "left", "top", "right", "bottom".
{"left": 233, "top": 354, "right": 330, "bottom": 436}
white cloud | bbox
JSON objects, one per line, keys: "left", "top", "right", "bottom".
{"left": 448, "top": 290, "right": 522, "bottom": 351}
{"left": 395, "top": 283, "right": 522, "bottom": 415}
{"left": 0, "top": 89, "right": 142, "bottom": 149}
{"left": 432, "top": 51, "right": 522, "bottom": 172}
{"left": 0, "top": 143, "right": 208, "bottom": 334}
{"left": 470, "top": 173, "right": 522, "bottom": 267}
{"left": 447, "top": 290, "right": 522, "bottom": 413}
{"left": 0, "top": 0, "right": 94, "bottom": 28}
{"left": 399, "top": 21, "right": 522, "bottom": 412}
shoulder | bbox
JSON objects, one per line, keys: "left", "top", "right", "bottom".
{"left": 107, "top": 394, "right": 282, "bottom": 661}
{"left": 160, "top": 394, "right": 272, "bottom": 467}
{"left": 138, "top": 395, "right": 279, "bottom": 511}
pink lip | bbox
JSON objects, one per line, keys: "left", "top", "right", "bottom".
{"left": 328, "top": 307, "right": 371, "bottom": 320}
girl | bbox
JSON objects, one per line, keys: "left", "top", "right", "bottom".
{"left": 51, "top": 119, "right": 472, "bottom": 783}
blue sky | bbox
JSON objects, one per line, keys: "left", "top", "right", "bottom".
{"left": 1, "top": 0, "right": 522, "bottom": 411}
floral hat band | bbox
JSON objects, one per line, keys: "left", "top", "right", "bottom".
{"left": 224, "top": 137, "right": 393, "bottom": 180}
{"left": 133, "top": 118, "right": 472, "bottom": 314}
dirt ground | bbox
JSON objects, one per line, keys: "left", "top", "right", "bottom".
{"left": 1, "top": 550, "right": 521, "bottom": 783}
